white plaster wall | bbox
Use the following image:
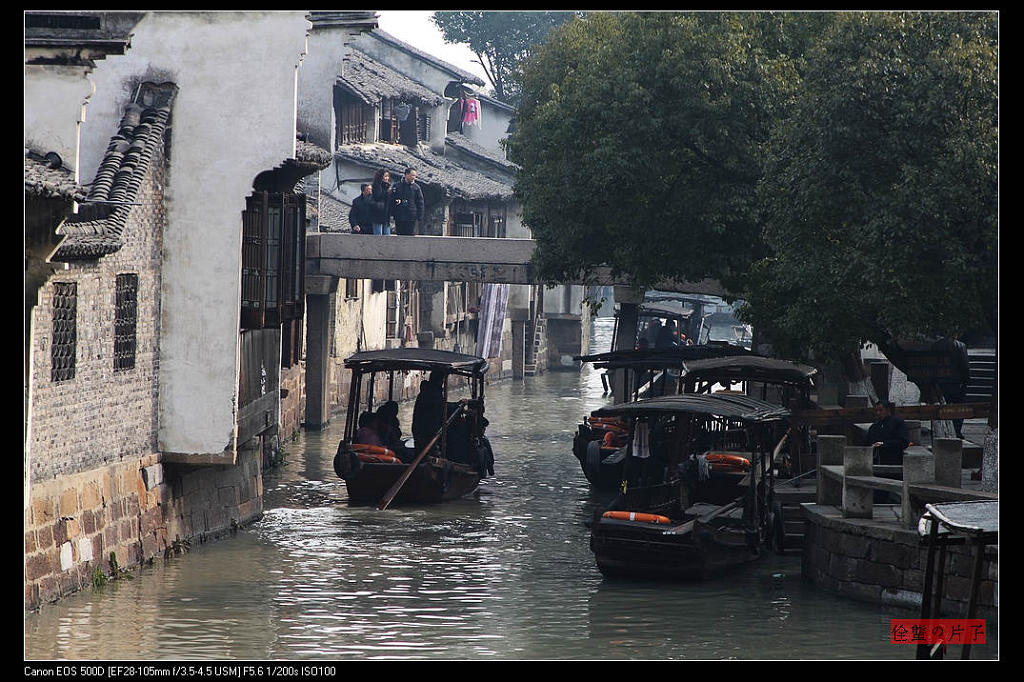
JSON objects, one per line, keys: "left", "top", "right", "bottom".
{"left": 462, "top": 100, "right": 513, "bottom": 153}
{"left": 298, "top": 24, "right": 360, "bottom": 151}
{"left": 81, "top": 11, "right": 310, "bottom": 456}
{"left": 24, "top": 64, "right": 95, "bottom": 175}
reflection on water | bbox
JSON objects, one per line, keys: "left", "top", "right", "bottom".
{"left": 24, "top": 319, "right": 997, "bottom": 660}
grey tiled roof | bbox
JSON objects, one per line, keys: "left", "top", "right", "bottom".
{"left": 24, "top": 152, "right": 87, "bottom": 201}
{"left": 49, "top": 82, "right": 177, "bottom": 262}
{"left": 368, "top": 29, "right": 485, "bottom": 87}
{"left": 339, "top": 49, "right": 444, "bottom": 108}
{"left": 334, "top": 142, "right": 512, "bottom": 201}
{"left": 445, "top": 132, "right": 518, "bottom": 173}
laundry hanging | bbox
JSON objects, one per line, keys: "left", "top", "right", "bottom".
{"left": 461, "top": 97, "right": 481, "bottom": 128}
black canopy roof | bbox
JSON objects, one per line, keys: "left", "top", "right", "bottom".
{"left": 638, "top": 301, "right": 694, "bottom": 320}
{"left": 593, "top": 393, "right": 790, "bottom": 423}
{"left": 681, "top": 356, "right": 817, "bottom": 386}
{"left": 344, "top": 348, "right": 489, "bottom": 375}
{"left": 575, "top": 344, "right": 752, "bottom": 370}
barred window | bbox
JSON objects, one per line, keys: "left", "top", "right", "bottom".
{"left": 114, "top": 273, "right": 138, "bottom": 371}
{"left": 345, "top": 278, "right": 360, "bottom": 299}
{"left": 51, "top": 282, "right": 77, "bottom": 382}
{"left": 241, "top": 191, "right": 305, "bottom": 330}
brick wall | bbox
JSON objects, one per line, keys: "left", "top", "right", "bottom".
{"left": 25, "top": 143, "right": 266, "bottom": 611}
{"left": 802, "top": 504, "right": 998, "bottom": 621}
{"left": 28, "top": 151, "right": 166, "bottom": 483}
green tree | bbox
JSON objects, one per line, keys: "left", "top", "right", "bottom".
{"left": 741, "top": 11, "right": 998, "bottom": 375}
{"left": 431, "top": 11, "right": 580, "bottom": 104}
{"left": 509, "top": 12, "right": 799, "bottom": 291}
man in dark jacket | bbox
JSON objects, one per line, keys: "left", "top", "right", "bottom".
{"left": 867, "top": 400, "right": 910, "bottom": 465}
{"left": 412, "top": 371, "right": 446, "bottom": 455}
{"left": 932, "top": 335, "right": 971, "bottom": 439}
{"left": 348, "top": 183, "right": 373, "bottom": 234}
{"left": 391, "top": 167, "right": 424, "bottom": 236}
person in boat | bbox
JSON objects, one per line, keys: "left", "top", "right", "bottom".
{"left": 413, "top": 371, "right": 447, "bottom": 455}
{"left": 376, "top": 401, "right": 413, "bottom": 461}
{"left": 354, "top": 411, "right": 385, "bottom": 447}
{"left": 656, "top": 320, "right": 679, "bottom": 348}
{"left": 867, "top": 400, "right": 910, "bottom": 465}
{"left": 645, "top": 318, "right": 662, "bottom": 347}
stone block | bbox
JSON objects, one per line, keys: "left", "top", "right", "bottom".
{"left": 828, "top": 554, "right": 858, "bottom": 581}
{"left": 855, "top": 560, "right": 900, "bottom": 587}
{"left": 869, "top": 539, "right": 916, "bottom": 569}
{"left": 25, "top": 552, "right": 55, "bottom": 581}
{"left": 839, "top": 533, "right": 871, "bottom": 560}
{"left": 836, "top": 580, "right": 882, "bottom": 603}
{"left": 58, "top": 488, "right": 79, "bottom": 517}
{"left": 82, "top": 481, "right": 103, "bottom": 509}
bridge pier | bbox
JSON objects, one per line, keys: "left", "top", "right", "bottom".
{"left": 304, "top": 276, "right": 337, "bottom": 430}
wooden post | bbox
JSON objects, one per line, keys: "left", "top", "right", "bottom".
{"left": 902, "top": 451, "right": 935, "bottom": 529}
{"left": 817, "top": 435, "right": 846, "bottom": 505}
{"left": 932, "top": 438, "right": 963, "bottom": 488}
{"left": 842, "top": 445, "right": 874, "bottom": 518}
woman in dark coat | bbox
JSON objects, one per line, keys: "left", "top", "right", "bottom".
{"left": 370, "top": 168, "right": 393, "bottom": 235}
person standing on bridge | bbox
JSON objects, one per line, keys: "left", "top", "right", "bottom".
{"left": 391, "top": 167, "right": 424, "bottom": 236}
{"left": 348, "top": 183, "right": 374, "bottom": 234}
{"left": 370, "top": 168, "right": 393, "bottom": 235}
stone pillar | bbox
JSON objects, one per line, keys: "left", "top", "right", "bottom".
{"left": 611, "top": 286, "right": 642, "bottom": 404}
{"left": 981, "top": 427, "right": 998, "bottom": 493}
{"left": 902, "top": 451, "right": 935, "bottom": 530}
{"left": 842, "top": 445, "right": 874, "bottom": 519}
{"left": 509, "top": 307, "right": 528, "bottom": 380}
{"left": 932, "top": 438, "right": 962, "bottom": 488}
{"left": 817, "top": 435, "right": 846, "bottom": 505}
{"left": 303, "top": 282, "right": 336, "bottom": 430}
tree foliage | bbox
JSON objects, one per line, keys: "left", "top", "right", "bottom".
{"left": 509, "top": 12, "right": 797, "bottom": 291}
{"left": 741, "top": 11, "right": 998, "bottom": 361}
{"left": 431, "top": 11, "right": 580, "bottom": 104}
{"left": 509, "top": 11, "right": 998, "bottom": 364}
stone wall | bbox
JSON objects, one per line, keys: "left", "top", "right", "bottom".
{"left": 25, "top": 449, "right": 263, "bottom": 610}
{"left": 802, "top": 504, "right": 998, "bottom": 621}
{"left": 25, "top": 139, "right": 266, "bottom": 611}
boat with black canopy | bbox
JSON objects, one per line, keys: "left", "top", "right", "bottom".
{"left": 332, "top": 348, "right": 494, "bottom": 508}
{"left": 588, "top": 393, "right": 791, "bottom": 580}
{"left": 570, "top": 345, "right": 753, "bottom": 491}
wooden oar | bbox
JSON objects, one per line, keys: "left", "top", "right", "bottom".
{"left": 377, "top": 402, "right": 465, "bottom": 511}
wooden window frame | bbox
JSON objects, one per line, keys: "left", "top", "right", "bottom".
{"left": 51, "top": 281, "right": 77, "bottom": 382}
{"left": 241, "top": 191, "right": 305, "bottom": 331}
{"left": 113, "top": 273, "right": 138, "bottom": 371}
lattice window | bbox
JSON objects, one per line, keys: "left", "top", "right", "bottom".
{"left": 114, "top": 273, "right": 138, "bottom": 371}
{"left": 51, "top": 282, "right": 77, "bottom": 382}
{"left": 241, "top": 191, "right": 305, "bottom": 330}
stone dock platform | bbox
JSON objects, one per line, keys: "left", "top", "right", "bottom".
{"left": 796, "top": 417, "right": 998, "bottom": 622}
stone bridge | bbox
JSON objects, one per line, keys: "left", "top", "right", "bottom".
{"left": 303, "top": 233, "right": 730, "bottom": 425}
{"left": 305, "top": 233, "right": 729, "bottom": 294}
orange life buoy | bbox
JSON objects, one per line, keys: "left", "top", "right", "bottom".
{"left": 602, "top": 431, "right": 626, "bottom": 447}
{"left": 705, "top": 453, "right": 750, "bottom": 471}
{"left": 587, "top": 417, "right": 627, "bottom": 432}
{"left": 602, "top": 510, "right": 672, "bottom": 524}
{"left": 351, "top": 443, "right": 401, "bottom": 464}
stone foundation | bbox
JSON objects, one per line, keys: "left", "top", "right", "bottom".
{"left": 802, "top": 503, "right": 998, "bottom": 621}
{"left": 25, "top": 450, "right": 263, "bottom": 611}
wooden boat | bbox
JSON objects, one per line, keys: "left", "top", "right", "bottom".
{"left": 571, "top": 345, "right": 753, "bottom": 492}
{"left": 588, "top": 393, "right": 791, "bottom": 580}
{"left": 332, "top": 348, "right": 494, "bottom": 507}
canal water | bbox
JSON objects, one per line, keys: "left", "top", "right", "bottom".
{"left": 25, "top": 318, "right": 997, "bottom": 661}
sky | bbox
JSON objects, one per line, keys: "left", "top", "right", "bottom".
{"left": 375, "top": 11, "right": 490, "bottom": 86}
